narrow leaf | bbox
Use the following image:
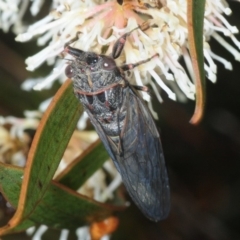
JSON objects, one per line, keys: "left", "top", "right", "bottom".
{"left": 187, "top": 0, "right": 206, "bottom": 124}
{"left": 0, "top": 163, "right": 35, "bottom": 233}
{"left": 0, "top": 79, "right": 82, "bottom": 234}
{"left": 0, "top": 163, "right": 124, "bottom": 233}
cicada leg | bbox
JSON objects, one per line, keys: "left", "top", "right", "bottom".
{"left": 112, "top": 22, "right": 151, "bottom": 59}
{"left": 119, "top": 53, "right": 159, "bottom": 92}
{"left": 112, "top": 23, "right": 158, "bottom": 92}
{"left": 119, "top": 53, "right": 159, "bottom": 72}
{"left": 130, "top": 85, "right": 149, "bottom": 92}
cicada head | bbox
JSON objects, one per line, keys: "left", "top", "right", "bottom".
{"left": 65, "top": 46, "right": 118, "bottom": 76}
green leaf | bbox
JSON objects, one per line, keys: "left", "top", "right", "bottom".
{"left": 20, "top": 80, "right": 82, "bottom": 216}
{"left": 0, "top": 163, "right": 122, "bottom": 233}
{"left": 187, "top": 0, "right": 206, "bottom": 124}
{"left": 56, "top": 140, "right": 109, "bottom": 190}
{"left": 0, "top": 164, "right": 35, "bottom": 233}
{"left": 0, "top": 80, "right": 82, "bottom": 234}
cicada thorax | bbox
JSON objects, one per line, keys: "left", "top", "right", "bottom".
{"left": 73, "top": 69, "right": 128, "bottom": 136}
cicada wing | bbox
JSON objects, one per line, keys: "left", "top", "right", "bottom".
{"left": 85, "top": 88, "right": 170, "bottom": 221}
{"left": 114, "top": 88, "right": 170, "bottom": 221}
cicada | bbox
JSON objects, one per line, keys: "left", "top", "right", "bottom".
{"left": 64, "top": 26, "right": 170, "bottom": 221}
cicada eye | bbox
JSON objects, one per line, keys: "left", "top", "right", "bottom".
{"left": 86, "top": 56, "right": 98, "bottom": 65}
{"left": 65, "top": 65, "right": 74, "bottom": 78}
{"left": 102, "top": 56, "right": 116, "bottom": 70}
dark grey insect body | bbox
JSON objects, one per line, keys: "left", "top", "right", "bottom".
{"left": 64, "top": 29, "right": 170, "bottom": 221}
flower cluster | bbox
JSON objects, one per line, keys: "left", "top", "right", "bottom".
{"left": 10, "top": 0, "right": 240, "bottom": 108}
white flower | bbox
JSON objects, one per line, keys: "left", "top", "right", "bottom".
{"left": 14, "top": 0, "right": 240, "bottom": 105}
{"left": 0, "top": 111, "right": 40, "bottom": 166}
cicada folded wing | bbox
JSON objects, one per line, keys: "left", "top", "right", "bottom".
{"left": 87, "top": 87, "right": 170, "bottom": 221}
